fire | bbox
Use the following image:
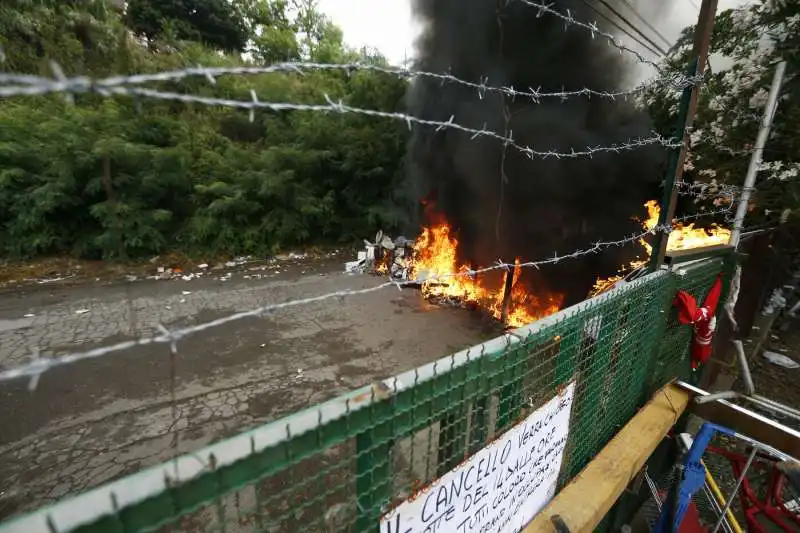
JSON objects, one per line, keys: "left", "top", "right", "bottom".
{"left": 399, "top": 198, "right": 730, "bottom": 326}
{"left": 410, "top": 221, "right": 563, "bottom": 327}
{"left": 642, "top": 200, "right": 731, "bottom": 252}
{"left": 590, "top": 200, "right": 731, "bottom": 295}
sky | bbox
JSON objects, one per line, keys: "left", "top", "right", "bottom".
{"left": 317, "top": 0, "right": 753, "bottom": 66}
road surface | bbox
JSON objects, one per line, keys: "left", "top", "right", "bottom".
{"left": 0, "top": 255, "right": 495, "bottom": 521}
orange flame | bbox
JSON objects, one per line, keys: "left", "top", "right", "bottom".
{"left": 590, "top": 200, "right": 731, "bottom": 295}
{"left": 643, "top": 200, "right": 731, "bottom": 251}
{"left": 410, "top": 221, "right": 563, "bottom": 327}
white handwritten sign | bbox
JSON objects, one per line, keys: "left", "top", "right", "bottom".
{"left": 381, "top": 382, "right": 575, "bottom": 533}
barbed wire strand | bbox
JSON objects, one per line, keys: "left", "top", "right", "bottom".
{"left": 0, "top": 0, "right": 706, "bottom": 103}
{"left": 0, "top": 206, "right": 735, "bottom": 389}
{"left": 0, "top": 75, "right": 684, "bottom": 159}
{"left": 40, "top": 84, "right": 683, "bottom": 160}
{"left": 516, "top": 0, "right": 667, "bottom": 71}
{"left": 0, "top": 62, "right": 703, "bottom": 103}
{"left": 673, "top": 181, "right": 755, "bottom": 202}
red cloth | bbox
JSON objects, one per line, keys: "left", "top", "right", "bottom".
{"left": 672, "top": 275, "right": 723, "bottom": 369}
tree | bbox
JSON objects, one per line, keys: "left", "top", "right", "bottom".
{"left": 239, "top": 0, "right": 301, "bottom": 63}
{"left": 125, "top": 0, "right": 249, "bottom": 52}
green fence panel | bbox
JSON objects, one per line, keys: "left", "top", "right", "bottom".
{"left": 651, "top": 256, "right": 728, "bottom": 390}
{"left": 0, "top": 257, "right": 729, "bottom": 533}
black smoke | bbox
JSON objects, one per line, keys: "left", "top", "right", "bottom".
{"left": 407, "top": 0, "right": 672, "bottom": 305}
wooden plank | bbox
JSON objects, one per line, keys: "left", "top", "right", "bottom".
{"left": 523, "top": 384, "right": 690, "bottom": 533}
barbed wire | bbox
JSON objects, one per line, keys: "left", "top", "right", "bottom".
{"left": 0, "top": 0, "right": 705, "bottom": 105}
{"left": 516, "top": 0, "right": 669, "bottom": 71}
{"left": 0, "top": 62, "right": 703, "bottom": 103}
{"left": 8, "top": 82, "right": 679, "bottom": 160}
{"left": 0, "top": 72, "right": 684, "bottom": 158}
{"left": 0, "top": 206, "right": 734, "bottom": 389}
{"left": 673, "top": 181, "right": 753, "bottom": 202}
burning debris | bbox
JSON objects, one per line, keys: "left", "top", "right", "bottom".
{"left": 347, "top": 215, "right": 563, "bottom": 328}
{"left": 346, "top": 231, "right": 415, "bottom": 281}
{"left": 348, "top": 197, "right": 732, "bottom": 327}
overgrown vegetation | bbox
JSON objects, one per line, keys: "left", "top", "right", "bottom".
{"left": 0, "top": 0, "right": 410, "bottom": 260}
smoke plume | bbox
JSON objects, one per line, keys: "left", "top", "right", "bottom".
{"left": 407, "top": 0, "right": 674, "bottom": 305}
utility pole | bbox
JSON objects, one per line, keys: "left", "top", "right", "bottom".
{"left": 649, "top": 0, "right": 719, "bottom": 271}
{"left": 729, "top": 63, "right": 787, "bottom": 248}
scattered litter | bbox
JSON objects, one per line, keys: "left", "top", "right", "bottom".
{"left": 33, "top": 274, "right": 75, "bottom": 284}
{"left": 75, "top": 309, "right": 90, "bottom": 315}
{"left": 225, "top": 256, "right": 250, "bottom": 268}
{"left": 763, "top": 351, "right": 799, "bottom": 369}
{"left": 126, "top": 275, "right": 138, "bottom": 282}
{"left": 157, "top": 267, "right": 165, "bottom": 273}
{"left": 182, "top": 291, "right": 191, "bottom": 296}
{"left": 345, "top": 260, "right": 364, "bottom": 273}
{"left": 181, "top": 274, "right": 194, "bottom": 281}
{"left": 179, "top": 299, "right": 186, "bottom": 304}
{"left": 198, "top": 263, "right": 209, "bottom": 269}
{"left": 165, "top": 305, "right": 171, "bottom": 310}
{"left": 23, "top": 313, "right": 34, "bottom": 318}
{"left": 260, "top": 343, "right": 266, "bottom": 348}
{"left": 762, "top": 288, "right": 787, "bottom": 316}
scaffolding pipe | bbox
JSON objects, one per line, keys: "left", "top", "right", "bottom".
{"left": 729, "top": 61, "right": 787, "bottom": 248}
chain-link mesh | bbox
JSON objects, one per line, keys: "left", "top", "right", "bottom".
{"left": 0, "top": 258, "right": 729, "bottom": 533}
{"left": 650, "top": 257, "right": 729, "bottom": 390}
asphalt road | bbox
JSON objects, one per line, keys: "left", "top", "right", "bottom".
{"left": 0, "top": 256, "right": 495, "bottom": 521}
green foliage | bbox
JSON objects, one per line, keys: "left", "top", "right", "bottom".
{"left": 0, "top": 0, "right": 410, "bottom": 260}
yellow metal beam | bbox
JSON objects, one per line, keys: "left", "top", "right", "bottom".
{"left": 523, "top": 384, "right": 690, "bottom": 533}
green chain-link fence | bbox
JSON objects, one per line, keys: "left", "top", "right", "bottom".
{"left": 0, "top": 255, "right": 730, "bottom": 533}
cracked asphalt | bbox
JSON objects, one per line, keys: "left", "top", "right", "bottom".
{"left": 0, "top": 256, "right": 494, "bottom": 521}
